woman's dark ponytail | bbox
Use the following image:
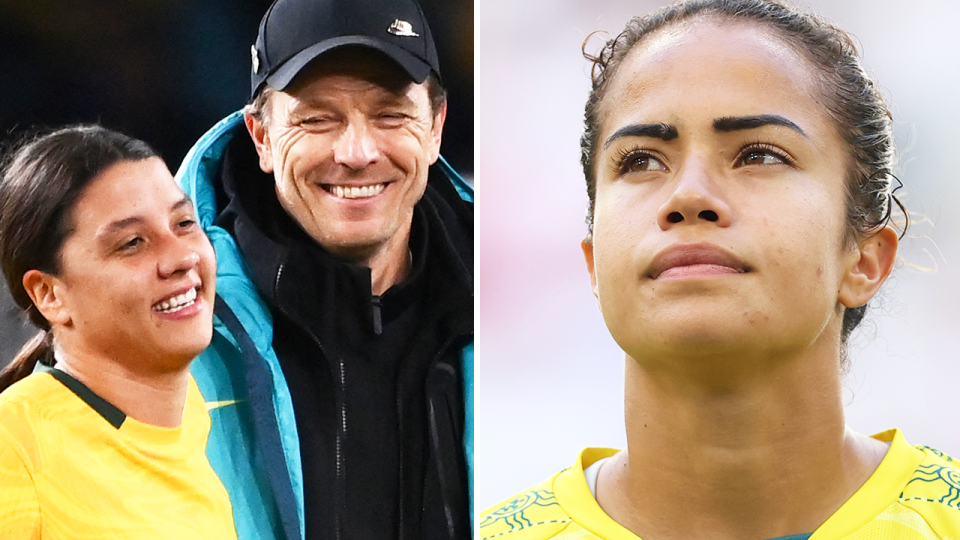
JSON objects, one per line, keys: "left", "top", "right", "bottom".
{"left": 0, "top": 331, "right": 54, "bottom": 392}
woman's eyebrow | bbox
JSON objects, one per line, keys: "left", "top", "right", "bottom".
{"left": 97, "top": 195, "right": 193, "bottom": 240}
{"left": 713, "top": 115, "right": 807, "bottom": 137}
{"left": 604, "top": 123, "right": 679, "bottom": 149}
{"left": 99, "top": 216, "right": 144, "bottom": 238}
{"left": 171, "top": 194, "right": 193, "bottom": 212}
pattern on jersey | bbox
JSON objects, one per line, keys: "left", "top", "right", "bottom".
{"left": 916, "top": 446, "right": 954, "bottom": 463}
{"left": 901, "top": 460, "right": 960, "bottom": 510}
{"left": 479, "top": 489, "right": 567, "bottom": 534}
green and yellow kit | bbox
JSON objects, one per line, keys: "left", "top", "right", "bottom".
{"left": 480, "top": 430, "right": 960, "bottom": 540}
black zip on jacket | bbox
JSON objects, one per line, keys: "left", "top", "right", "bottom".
{"left": 214, "top": 133, "right": 473, "bottom": 540}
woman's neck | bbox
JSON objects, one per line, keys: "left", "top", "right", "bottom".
{"left": 597, "top": 339, "right": 889, "bottom": 540}
{"left": 53, "top": 347, "right": 191, "bottom": 429}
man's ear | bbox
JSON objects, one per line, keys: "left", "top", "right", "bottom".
{"left": 582, "top": 238, "right": 601, "bottom": 306}
{"left": 838, "top": 226, "right": 898, "bottom": 309}
{"left": 244, "top": 112, "right": 275, "bottom": 174}
{"left": 22, "top": 270, "right": 71, "bottom": 327}
{"left": 427, "top": 101, "right": 447, "bottom": 165}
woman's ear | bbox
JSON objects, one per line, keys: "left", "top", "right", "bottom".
{"left": 838, "top": 226, "right": 898, "bottom": 308}
{"left": 582, "top": 239, "right": 602, "bottom": 314}
{"left": 22, "top": 270, "right": 71, "bottom": 327}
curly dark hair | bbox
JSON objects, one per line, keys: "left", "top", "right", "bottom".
{"left": 579, "top": 0, "right": 908, "bottom": 343}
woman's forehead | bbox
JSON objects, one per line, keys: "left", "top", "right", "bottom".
{"left": 70, "top": 159, "right": 182, "bottom": 234}
{"left": 598, "top": 19, "right": 823, "bottom": 133}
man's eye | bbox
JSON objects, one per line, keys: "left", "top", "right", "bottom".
{"left": 377, "top": 113, "right": 407, "bottom": 126}
{"left": 300, "top": 117, "right": 334, "bottom": 126}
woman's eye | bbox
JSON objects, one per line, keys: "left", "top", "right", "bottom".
{"left": 619, "top": 153, "right": 667, "bottom": 175}
{"left": 737, "top": 149, "right": 787, "bottom": 167}
{"left": 178, "top": 218, "right": 196, "bottom": 229}
{"left": 120, "top": 237, "right": 143, "bottom": 251}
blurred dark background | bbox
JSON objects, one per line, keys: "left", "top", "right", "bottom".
{"left": 0, "top": 0, "right": 473, "bottom": 365}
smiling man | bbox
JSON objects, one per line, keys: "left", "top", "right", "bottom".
{"left": 174, "top": 0, "right": 473, "bottom": 539}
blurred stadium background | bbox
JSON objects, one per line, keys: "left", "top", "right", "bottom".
{"left": 0, "top": 1, "right": 473, "bottom": 361}
{"left": 476, "top": 0, "right": 960, "bottom": 512}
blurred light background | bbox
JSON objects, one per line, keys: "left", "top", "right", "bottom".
{"left": 476, "top": 0, "right": 960, "bottom": 512}
{"left": 0, "top": 1, "right": 472, "bottom": 361}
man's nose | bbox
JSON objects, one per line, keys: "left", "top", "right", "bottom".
{"left": 333, "top": 121, "right": 381, "bottom": 170}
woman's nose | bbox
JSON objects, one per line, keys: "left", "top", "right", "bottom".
{"left": 656, "top": 162, "right": 732, "bottom": 230}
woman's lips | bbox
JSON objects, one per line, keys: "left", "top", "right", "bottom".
{"left": 648, "top": 243, "right": 748, "bottom": 280}
{"left": 656, "top": 263, "right": 744, "bottom": 280}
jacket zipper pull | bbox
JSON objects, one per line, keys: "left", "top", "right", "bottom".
{"left": 372, "top": 295, "right": 383, "bottom": 336}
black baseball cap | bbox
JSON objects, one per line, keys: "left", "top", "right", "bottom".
{"left": 250, "top": 0, "right": 441, "bottom": 97}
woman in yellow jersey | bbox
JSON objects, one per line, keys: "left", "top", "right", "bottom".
{"left": 479, "top": 1, "right": 960, "bottom": 539}
{"left": 0, "top": 126, "right": 237, "bottom": 539}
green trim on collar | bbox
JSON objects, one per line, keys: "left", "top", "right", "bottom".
{"left": 36, "top": 363, "right": 126, "bottom": 429}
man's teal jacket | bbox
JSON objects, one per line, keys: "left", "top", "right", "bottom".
{"left": 175, "top": 111, "right": 474, "bottom": 540}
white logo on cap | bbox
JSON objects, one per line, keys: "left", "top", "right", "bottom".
{"left": 251, "top": 45, "right": 260, "bottom": 73}
{"left": 387, "top": 19, "right": 419, "bottom": 37}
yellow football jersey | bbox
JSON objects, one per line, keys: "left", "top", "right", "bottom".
{"left": 479, "top": 430, "right": 960, "bottom": 539}
{"left": 0, "top": 369, "right": 237, "bottom": 539}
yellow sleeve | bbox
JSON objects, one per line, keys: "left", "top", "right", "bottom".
{"left": 0, "top": 423, "right": 42, "bottom": 539}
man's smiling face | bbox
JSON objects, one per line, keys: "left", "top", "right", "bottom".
{"left": 248, "top": 48, "right": 445, "bottom": 261}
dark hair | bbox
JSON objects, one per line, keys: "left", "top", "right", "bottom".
{"left": 0, "top": 125, "right": 158, "bottom": 391}
{"left": 579, "top": 0, "right": 908, "bottom": 343}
